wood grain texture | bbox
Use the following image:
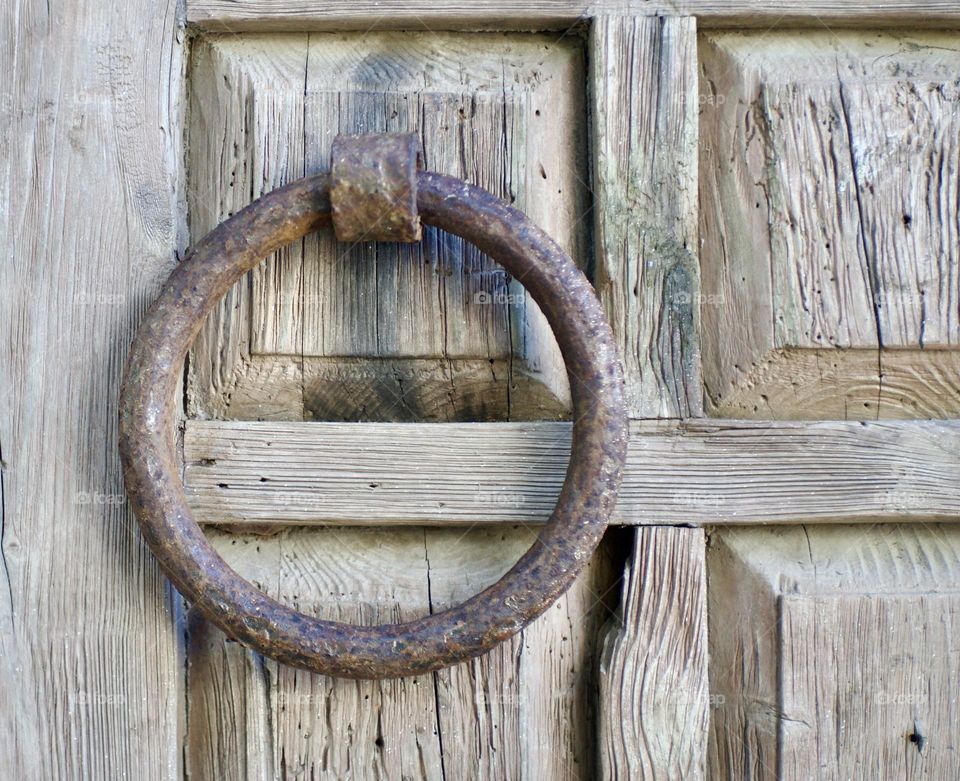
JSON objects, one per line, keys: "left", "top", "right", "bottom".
{"left": 186, "top": 35, "right": 309, "bottom": 422}
{"left": 185, "top": 1, "right": 960, "bottom": 31}
{"left": 430, "top": 527, "right": 618, "bottom": 780}
{"left": 599, "top": 527, "right": 708, "bottom": 779}
{"left": 185, "top": 526, "right": 619, "bottom": 779}
{"left": 591, "top": 17, "right": 710, "bottom": 778}
{"left": 187, "top": 32, "right": 588, "bottom": 423}
{"left": 186, "top": 527, "right": 441, "bottom": 780}
{"left": 183, "top": 29, "right": 606, "bottom": 780}
{"left": 699, "top": 31, "right": 960, "bottom": 417}
{"left": 182, "top": 418, "right": 960, "bottom": 526}
{"left": 708, "top": 525, "right": 960, "bottom": 779}
{"left": 712, "top": 348, "right": 960, "bottom": 420}
{"left": 0, "top": 0, "right": 184, "bottom": 777}
{"left": 591, "top": 15, "right": 702, "bottom": 418}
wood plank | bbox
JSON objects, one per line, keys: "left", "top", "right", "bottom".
{"left": 429, "top": 527, "right": 618, "bottom": 779}
{"left": 699, "top": 31, "right": 960, "bottom": 417}
{"left": 590, "top": 17, "right": 709, "bottom": 779}
{"left": 184, "top": 30, "right": 598, "bottom": 779}
{"left": 591, "top": 14, "right": 702, "bottom": 418}
{"left": 599, "top": 527, "right": 709, "bottom": 779}
{"left": 187, "top": 31, "right": 588, "bottom": 422}
{"left": 0, "top": 0, "right": 184, "bottom": 776}
{"left": 186, "top": 605, "right": 275, "bottom": 777}
{"left": 708, "top": 524, "right": 960, "bottom": 779}
{"left": 183, "top": 418, "right": 960, "bottom": 526}
{"left": 184, "top": 526, "right": 619, "bottom": 779}
{"left": 186, "top": 527, "right": 443, "bottom": 780}
{"left": 710, "top": 348, "right": 960, "bottom": 420}
{"left": 186, "top": 34, "right": 310, "bottom": 421}
{"left": 186, "top": 1, "right": 960, "bottom": 31}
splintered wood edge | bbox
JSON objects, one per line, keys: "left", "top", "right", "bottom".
{"left": 185, "top": 1, "right": 960, "bottom": 31}
{"left": 183, "top": 419, "right": 960, "bottom": 526}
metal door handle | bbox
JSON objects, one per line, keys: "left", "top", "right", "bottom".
{"left": 119, "top": 133, "right": 628, "bottom": 679}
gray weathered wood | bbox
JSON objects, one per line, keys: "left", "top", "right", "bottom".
{"left": 186, "top": 1, "right": 960, "bottom": 31}
{"left": 185, "top": 528, "right": 442, "bottom": 780}
{"left": 591, "top": 16, "right": 709, "bottom": 778}
{"left": 187, "top": 32, "right": 588, "bottom": 423}
{"left": 599, "top": 527, "right": 708, "bottom": 779}
{"left": 185, "top": 526, "right": 618, "bottom": 779}
{"left": 182, "top": 418, "right": 960, "bottom": 526}
{"left": 183, "top": 28, "right": 603, "bottom": 781}
{"left": 430, "top": 528, "right": 617, "bottom": 779}
{"left": 699, "top": 31, "right": 960, "bottom": 418}
{"left": 708, "top": 524, "right": 960, "bottom": 779}
{"left": 710, "top": 348, "right": 960, "bottom": 420}
{"left": 591, "top": 14, "right": 702, "bottom": 418}
{"left": 0, "top": 0, "right": 184, "bottom": 777}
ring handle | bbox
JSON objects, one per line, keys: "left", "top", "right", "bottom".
{"left": 119, "top": 134, "right": 628, "bottom": 679}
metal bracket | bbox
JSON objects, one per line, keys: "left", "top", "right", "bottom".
{"left": 330, "top": 132, "right": 423, "bottom": 243}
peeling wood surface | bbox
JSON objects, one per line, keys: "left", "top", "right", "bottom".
{"left": 183, "top": 418, "right": 960, "bottom": 526}
{"left": 186, "top": 1, "right": 960, "bottom": 31}
{"left": 0, "top": 0, "right": 184, "bottom": 777}
{"left": 185, "top": 526, "right": 619, "bottom": 779}
{"left": 187, "top": 32, "right": 588, "bottom": 423}
{"left": 591, "top": 15, "right": 702, "bottom": 418}
{"left": 599, "top": 527, "right": 709, "bottom": 779}
{"left": 699, "top": 31, "right": 960, "bottom": 417}
{"left": 708, "top": 525, "right": 960, "bottom": 779}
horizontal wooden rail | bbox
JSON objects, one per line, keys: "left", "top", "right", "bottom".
{"left": 183, "top": 419, "right": 960, "bottom": 526}
{"left": 186, "top": 1, "right": 960, "bottom": 31}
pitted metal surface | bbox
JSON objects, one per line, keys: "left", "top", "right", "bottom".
{"left": 330, "top": 132, "right": 423, "bottom": 243}
{"left": 118, "top": 135, "right": 628, "bottom": 679}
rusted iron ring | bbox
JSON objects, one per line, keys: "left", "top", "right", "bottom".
{"left": 119, "top": 165, "right": 628, "bottom": 679}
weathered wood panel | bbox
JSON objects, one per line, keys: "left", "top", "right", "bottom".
{"left": 186, "top": 528, "right": 441, "bottom": 780}
{"left": 183, "top": 28, "right": 608, "bottom": 780}
{"left": 185, "top": 526, "right": 619, "bottom": 779}
{"left": 712, "top": 348, "right": 960, "bottom": 420}
{"left": 187, "top": 32, "right": 588, "bottom": 422}
{"left": 699, "top": 31, "right": 960, "bottom": 418}
{"left": 591, "top": 16, "right": 710, "bottom": 778}
{"left": 430, "top": 527, "right": 618, "bottom": 779}
{"left": 186, "top": 35, "right": 309, "bottom": 421}
{"left": 599, "top": 527, "right": 708, "bottom": 779}
{"left": 182, "top": 418, "right": 960, "bottom": 526}
{"left": 0, "top": 0, "right": 184, "bottom": 777}
{"left": 708, "top": 525, "right": 960, "bottom": 779}
{"left": 591, "top": 15, "right": 701, "bottom": 418}
{"left": 186, "top": 1, "right": 960, "bottom": 31}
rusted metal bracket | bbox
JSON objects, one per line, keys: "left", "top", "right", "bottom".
{"left": 330, "top": 132, "right": 423, "bottom": 243}
{"left": 118, "top": 133, "right": 628, "bottom": 679}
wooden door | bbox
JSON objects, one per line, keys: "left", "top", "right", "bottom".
{"left": 4, "top": 2, "right": 959, "bottom": 779}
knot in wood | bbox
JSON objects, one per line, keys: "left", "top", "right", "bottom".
{"left": 330, "top": 132, "right": 423, "bottom": 243}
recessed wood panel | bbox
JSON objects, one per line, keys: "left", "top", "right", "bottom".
{"left": 708, "top": 525, "right": 960, "bottom": 780}
{"left": 699, "top": 31, "right": 960, "bottom": 418}
{"left": 186, "top": 32, "right": 588, "bottom": 422}
{"left": 185, "top": 526, "right": 618, "bottom": 780}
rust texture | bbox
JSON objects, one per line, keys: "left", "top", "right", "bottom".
{"left": 118, "top": 134, "right": 628, "bottom": 679}
{"left": 330, "top": 132, "right": 423, "bottom": 243}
